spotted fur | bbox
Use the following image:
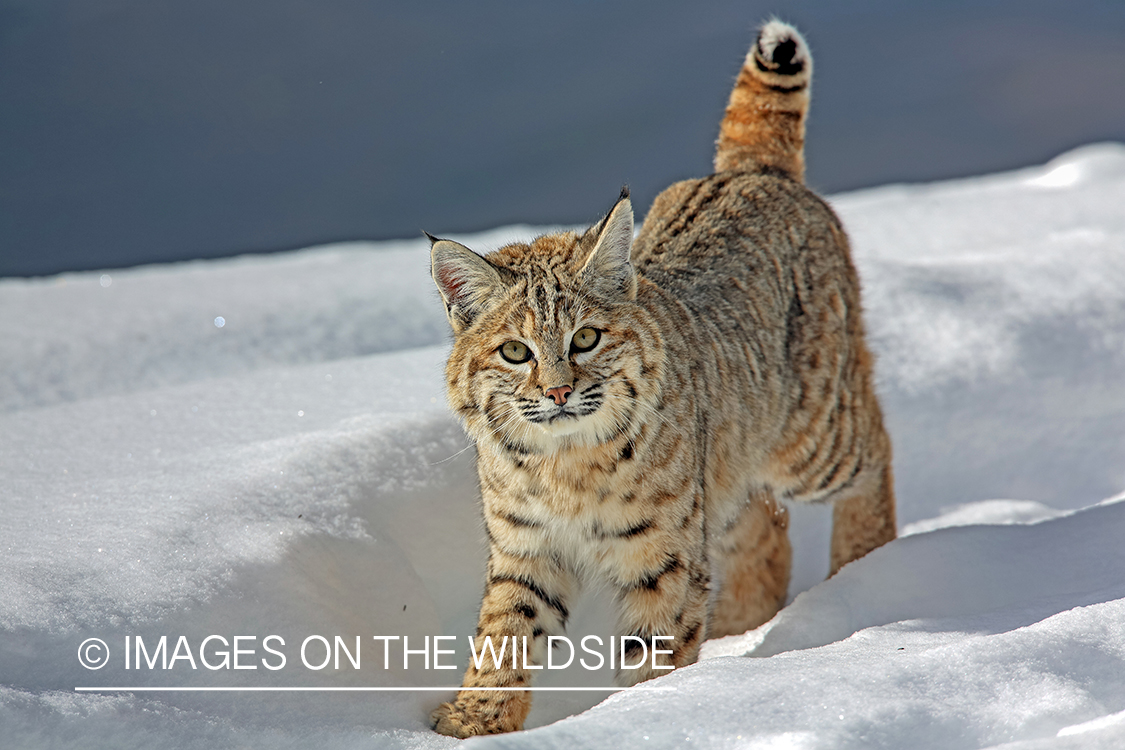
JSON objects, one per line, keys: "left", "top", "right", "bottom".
{"left": 429, "top": 20, "right": 894, "bottom": 738}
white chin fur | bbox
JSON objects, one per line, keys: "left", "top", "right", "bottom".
{"left": 538, "top": 418, "right": 587, "bottom": 439}
{"left": 516, "top": 413, "right": 608, "bottom": 452}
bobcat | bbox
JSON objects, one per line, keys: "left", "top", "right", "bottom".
{"left": 427, "top": 20, "right": 895, "bottom": 738}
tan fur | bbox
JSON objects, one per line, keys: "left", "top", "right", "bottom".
{"left": 709, "top": 490, "right": 792, "bottom": 638}
{"left": 427, "top": 20, "right": 894, "bottom": 738}
{"left": 714, "top": 20, "right": 812, "bottom": 180}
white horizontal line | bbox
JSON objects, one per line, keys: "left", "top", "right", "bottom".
{"left": 74, "top": 686, "right": 675, "bottom": 692}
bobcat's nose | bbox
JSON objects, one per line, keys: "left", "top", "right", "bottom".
{"left": 545, "top": 385, "right": 573, "bottom": 406}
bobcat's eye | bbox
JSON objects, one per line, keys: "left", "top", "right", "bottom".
{"left": 499, "top": 340, "right": 532, "bottom": 364}
{"left": 570, "top": 327, "right": 601, "bottom": 354}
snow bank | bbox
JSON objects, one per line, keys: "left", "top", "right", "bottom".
{"left": 0, "top": 225, "right": 558, "bottom": 413}
{"left": 1, "top": 145, "right": 1123, "bottom": 748}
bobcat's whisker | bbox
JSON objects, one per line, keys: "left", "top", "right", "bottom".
{"left": 429, "top": 442, "right": 477, "bottom": 466}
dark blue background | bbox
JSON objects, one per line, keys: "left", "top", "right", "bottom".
{"left": 2, "top": 0, "right": 1123, "bottom": 277}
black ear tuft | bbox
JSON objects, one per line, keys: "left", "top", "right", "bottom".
{"left": 618, "top": 185, "right": 630, "bottom": 201}
{"left": 422, "top": 231, "right": 441, "bottom": 245}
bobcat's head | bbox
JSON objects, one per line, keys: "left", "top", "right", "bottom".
{"left": 430, "top": 191, "right": 662, "bottom": 454}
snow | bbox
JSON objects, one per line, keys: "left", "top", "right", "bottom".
{"left": 2, "top": 144, "right": 1124, "bottom": 749}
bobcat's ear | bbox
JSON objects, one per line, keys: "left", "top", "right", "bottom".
{"left": 428, "top": 234, "right": 503, "bottom": 334}
{"left": 581, "top": 190, "right": 636, "bottom": 301}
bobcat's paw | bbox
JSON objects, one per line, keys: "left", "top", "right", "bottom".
{"left": 430, "top": 695, "right": 526, "bottom": 738}
{"left": 431, "top": 701, "right": 477, "bottom": 739}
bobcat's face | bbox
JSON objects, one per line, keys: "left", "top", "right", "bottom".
{"left": 432, "top": 194, "right": 662, "bottom": 455}
{"left": 494, "top": 323, "right": 607, "bottom": 436}
{"left": 471, "top": 298, "right": 646, "bottom": 451}
{"left": 455, "top": 263, "right": 656, "bottom": 453}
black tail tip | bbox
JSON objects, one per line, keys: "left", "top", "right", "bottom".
{"left": 771, "top": 38, "right": 798, "bottom": 68}
{"left": 755, "top": 21, "right": 808, "bottom": 76}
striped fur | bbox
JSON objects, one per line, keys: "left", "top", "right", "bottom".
{"left": 429, "top": 20, "right": 894, "bottom": 738}
{"left": 715, "top": 20, "right": 812, "bottom": 180}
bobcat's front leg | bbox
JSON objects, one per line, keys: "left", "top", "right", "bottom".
{"left": 612, "top": 496, "right": 710, "bottom": 685}
{"left": 431, "top": 547, "right": 574, "bottom": 738}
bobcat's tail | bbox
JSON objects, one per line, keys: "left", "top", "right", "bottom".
{"left": 714, "top": 20, "right": 811, "bottom": 182}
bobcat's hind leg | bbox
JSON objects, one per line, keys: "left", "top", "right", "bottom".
{"left": 829, "top": 463, "right": 896, "bottom": 575}
{"left": 708, "top": 490, "right": 792, "bottom": 639}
